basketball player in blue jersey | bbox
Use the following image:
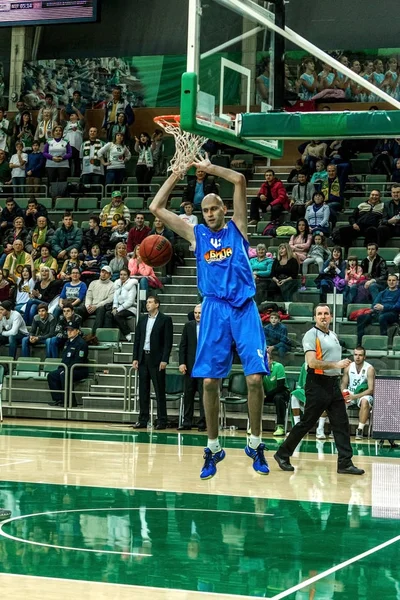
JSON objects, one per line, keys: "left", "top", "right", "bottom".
{"left": 149, "top": 156, "right": 270, "bottom": 479}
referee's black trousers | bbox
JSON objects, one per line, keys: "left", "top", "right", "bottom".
{"left": 277, "top": 372, "right": 353, "bottom": 468}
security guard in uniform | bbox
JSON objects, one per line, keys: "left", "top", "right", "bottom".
{"left": 47, "top": 319, "right": 89, "bottom": 407}
{"left": 274, "top": 304, "right": 365, "bottom": 476}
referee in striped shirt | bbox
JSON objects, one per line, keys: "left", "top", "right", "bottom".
{"left": 274, "top": 304, "right": 365, "bottom": 475}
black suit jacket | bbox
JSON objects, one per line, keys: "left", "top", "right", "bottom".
{"left": 178, "top": 320, "right": 198, "bottom": 374}
{"left": 133, "top": 312, "right": 173, "bottom": 367}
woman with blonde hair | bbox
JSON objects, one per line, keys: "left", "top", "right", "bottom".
{"left": 109, "top": 241, "right": 128, "bottom": 281}
{"left": 268, "top": 242, "right": 299, "bottom": 301}
{"left": 24, "top": 264, "right": 60, "bottom": 325}
{"left": 128, "top": 244, "right": 162, "bottom": 292}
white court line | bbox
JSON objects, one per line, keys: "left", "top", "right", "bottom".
{"left": 0, "top": 459, "right": 34, "bottom": 467}
{"left": 268, "top": 533, "right": 400, "bottom": 600}
{"left": 0, "top": 506, "right": 273, "bottom": 557}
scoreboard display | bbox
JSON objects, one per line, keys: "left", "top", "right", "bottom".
{"left": 0, "top": 0, "right": 98, "bottom": 26}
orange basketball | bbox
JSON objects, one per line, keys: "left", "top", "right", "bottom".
{"left": 139, "top": 235, "right": 173, "bottom": 268}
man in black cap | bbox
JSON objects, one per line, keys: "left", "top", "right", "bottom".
{"left": 47, "top": 319, "right": 88, "bottom": 407}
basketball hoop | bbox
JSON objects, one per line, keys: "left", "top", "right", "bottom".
{"left": 154, "top": 115, "right": 208, "bottom": 180}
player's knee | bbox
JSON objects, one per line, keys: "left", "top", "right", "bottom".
{"left": 246, "top": 373, "right": 263, "bottom": 391}
{"left": 203, "top": 378, "right": 219, "bottom": 393}
{"left": 360, "top": 396, "right": 370, "bottom": 408}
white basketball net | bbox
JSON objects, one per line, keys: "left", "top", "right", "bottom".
{"left": 156, "top": 118, "right": 208, "bottom": 180}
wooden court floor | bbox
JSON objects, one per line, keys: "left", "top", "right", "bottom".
{"left": 1, "top": 419, "right": 400, "bottom": 599}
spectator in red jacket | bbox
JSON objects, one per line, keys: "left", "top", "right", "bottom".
{"left": 126, "top": 213, "right": 151, "bottom": 253}
{"left": 249, "top": 169, "right": 289, "bottom": 224}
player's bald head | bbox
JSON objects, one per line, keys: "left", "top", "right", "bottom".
{"left": 201, "top": 193, "right": 224, "bottom": 208}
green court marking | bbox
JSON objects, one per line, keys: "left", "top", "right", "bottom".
{"left": 0, "top": 424, "right": 395, "bottom": 457}
{"left": 0, "top": 481, "right": 399, "bottom": 598}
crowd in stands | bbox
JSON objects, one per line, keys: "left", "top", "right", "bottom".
{"left": 257, "top": 54, "right": 400, "bottom": 104}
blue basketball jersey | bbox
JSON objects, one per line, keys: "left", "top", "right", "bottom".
{"left": 194, "top": 220, "right": 255, "bottom": 307}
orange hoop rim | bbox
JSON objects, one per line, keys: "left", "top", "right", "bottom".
{"left": 153, "top": 114, "right": 181, "bottom": 129}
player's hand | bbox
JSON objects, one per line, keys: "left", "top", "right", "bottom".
{"left": 179, "top": 364, "right": 187, "bottom": 374}
{"left": 192, "top": 153, "right": 211, "bottom": 172}
{"left": 337, "top": 358, "right": 351, "bottom": 369}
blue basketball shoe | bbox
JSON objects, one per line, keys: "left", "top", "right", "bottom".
{"left": 245, "top": 443, "right": 269, "bottom": 474}
{"left": 200, "top": 447, "right": 226, "bottom": 480}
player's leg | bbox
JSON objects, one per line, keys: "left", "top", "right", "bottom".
{"left": 355, "top": 395, "right": 373, "bottom": 439}
{"left": 231, "top": 300, "right": 269, "bottom": 474}
{"left": 192, "top": 298, "right": 233, "bottom": 479}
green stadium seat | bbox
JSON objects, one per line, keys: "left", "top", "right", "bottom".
{"left": 288, "top": 302, "right": 314, "bottom": 319}
{"left": 15, "top": 358, "right": 41, "bottom": 375}
{"left": 338, "top": 334, "right": 357, "bottom": 352}
{"left": 16, "top": 198, "right": 30, "bottom": 209}
{"left": 392, "top": 337, "right": 400, "bottom": 353}
{"left": 350, "top": 158, "right": 370, "bottom": 174}
{"left": 77, "top": 197, "right": 98, "bottom": 211}
{"left": 170, "top": 197, "right": 182, "bottom": 211}
{"left": 347, "top": 247, "right": 366, "bottom": 260}
{"left": 220, "top": 373, "right": 248, "bottom": 429}
{"left": 378, "top": 248, "right": 398, "bottom": 263}
{"left": 55, "top": 198, "right": 75, "bottom": 211}
{"left": 43, "top": 359, "right": 62, "bottom": 374}
{"left": 361, "top": 335, "right": 388, "bottom": 353}
{"left": 125, "top": 197, "right": 144, "bottom": 210}
{"left": 39, "top": 198, "right": 53, "bottom": 209}
{"left": 347, "top": 304, "right": 370, "bottom": 319}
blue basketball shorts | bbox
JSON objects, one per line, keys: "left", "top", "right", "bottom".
{"left": 192, "top": 296, "right": 269, "bottom": 379}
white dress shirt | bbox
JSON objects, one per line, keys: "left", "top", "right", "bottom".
{"left": 143, "top": 312, "right": 158, "bottom": 351}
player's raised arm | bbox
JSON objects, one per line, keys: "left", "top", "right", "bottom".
{"left": 149, "top": 173, "right": 196, "bottom": 246}
{"left": 191, "top": 157, "right": 247, "bottom": 237}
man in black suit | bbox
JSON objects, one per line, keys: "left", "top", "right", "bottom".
{"left": 178, "top": 304, "right": 206, "bottom": 431}
{"left": 132, "top": 295, "right": 173, "bottom": 430}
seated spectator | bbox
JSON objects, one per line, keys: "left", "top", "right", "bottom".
{"left": 100, "top": 190, "right": 131, "bottom": 230}
{"left": 107, "top": 112, "right": 131, "bottom": 144}
{"left": 310, "top": 160, "right": 328, "bottom": 188}
{"left": 182, "top": 168, "right": 218, "bottom": 210}
{"left": 43, "top": 125, "right": 72, "bottom": 198}
{"left": 25, "top": 216, "right": 54, "bottom": 259}
{"left": 302, "top": 140, "right": 327, "bottom": 173}
{"left": 3, "top": 239, "right": 33, "bottom": 282}
{"left": 0, "top": 268, "right": 10, "bottom": 303}
{"left": 81, "top": 215, "right": 110, "bottom": 256}
{"left": 315, "top": 245, "right": 346, "bottom": 300}
{"left": 109, "top": 242, "right": 128, "bottom": 281}
{"left": 250, "top": 243, "right": 274, "bottom": 305}
{"left": 76, "top": 266, "right": 115, "bottom": 332}
{"left": 341, "top": 346, "right": 375, "bottom": 440}
{"left": 262, "top": 353, "right": 290, "bottom": 437}
{"left": 289, "top": 171, "right": 315, "bottom": 221}
{"left": 391, "top": 158, "right": 400, "bottom": 184}
{"left": 104, "top": 268, "right": 138, "bottom": 341}
{"left": 356, "top": 274, "right": 400, "bottom": 345}
{"left": 59, "top": 247, "right": 82, "bottom": 282}
{"left": 24, "top": 265, "right": 61, "bottom": 325}
{"left": 80, "top": 126, "right": 105, "bottom": 186}
{"left": 24, "top": 197, "right": 49, "bottom": 230}
{"left": 126, "top": 212, "right": 151, "bottom": 253}
{"left": 304, "top": 191, "right": 330, "bottom": 236}
{"left": 15, "top": 266, "right": 35, "bottom": 313}
{"left": 351, "top": 243, "right": 389, "bottom": 303}
{"left": 249, "top": 169, "right": 289, "bottom": 225}
{"left": 289, "top": 219, "right": 312, "bottom": 264}
{"left": 268, "top": 243, "right": 299, "bottom": 301}
{"left": 333, "top": 190, "right": 384, "bottom": 249}
{"left": 376, "top": 185, "right": 400, "bottom": 247}
{"left": 263, "top": 312, "right": 292, "bottom": 359}
{"left": 81, "top": 244, "right": 107, "bottom": 284}
{"left": 108, "top": 218, "right": 128, "bottom": 254}
{"left": 321, "top": 164, "right": 344, "bottom": 227}
{"left": 33, "top": 243, "right": 58, "bottom": 276}
{"left": 134, "top": 132, "right": 156, "bottom": 199}
{"left": 47, "top": 302, "right": 82, "bottom": 358}
{"left": 300, "top": 232, "right": 330, "bottom": 290}
{"left": 287, "top": 159, "right": 304, "bottom": 184}
{"left": 97, "top": 132, "right": 131, "bottom": 185}
{"left": 370, "top": 139, "right": 394, "bottom": 177}
{"left": 0, "top": 149, "right": 11, "bottom": 190}
{"left": 21, "top": 303, "right": 56, "bottom": 357}
{"left": 0, "top": 216, "right": 29, "bottom": 267}
{"left": 343, "top": 255, "right": 365, "bottom": 306}
{"left": 54, "top": 267, "right": 87, "bottom": 320}
{"left": 9, "top": 141, "right": 28, "bottom": 195}
{"left": 128, "top": 244, "right": 162, "bottom": 294}
{"left": 0, "top": 197, "right": 24, "bottom": 232}
{"left": 179, "top": 201, "right": 198, "bottom": 226}
{"left": 47, "top": 320, "right": 88, "bottom": 407}
{"left": 0, "top": 300, "right": 29, "bottom": 358}
{"left": 34, "top": 107, "right": 57, "bottom": 148}
{"left": 298, "top": 58, "right": 318, "bottom": 101}
{"left": 52, "top": 213, "right": 83, "bottom": 261}
{"left": 150, "top": 216, "right": 176, "bottom": 284}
